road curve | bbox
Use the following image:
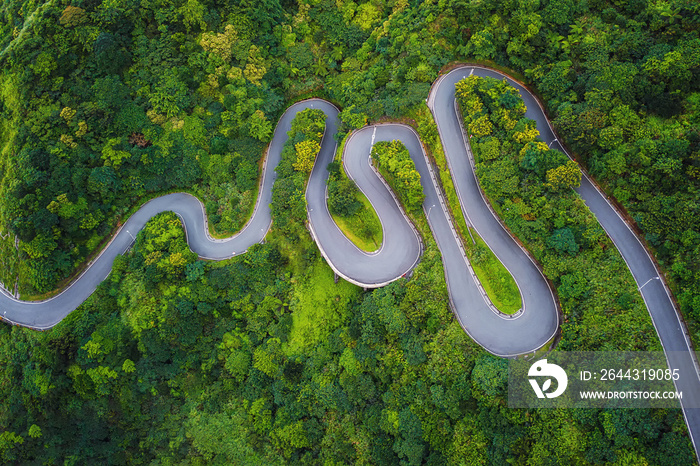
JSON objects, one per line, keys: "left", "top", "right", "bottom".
{"left": 305, "top": 110, "right": 422, "bottom": 287}
{"left": 428, "top": 68, "right": 559, "bottom": 356}
{"left": 0, "top": 100, "right": 324, "bottom": 328}
{"left": 0, "top": 67, "right": 698, "bottom": 456}
{"left": 311, "top": 114, "right": 558, "bottom": 356}
{"left": 432, "top": 65, "right": 700, "bottom": 460}
{"left": 0, "top": 99, "right": 424, "bottom": 328}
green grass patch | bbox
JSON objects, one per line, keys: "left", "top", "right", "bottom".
{"left": 407, "top": 103, "right": 522, "bottom": 315}
{"left": 330, "top": 193, "right": 383, "bottom": 252}
{"left": 284, "top": 260, "right": 360, "bottom": 355}
{"left": 327, "top": 134, "right": 383, "bottom": 252}
{"left": 465, "top": 229, "right": 522, "bottom": 314}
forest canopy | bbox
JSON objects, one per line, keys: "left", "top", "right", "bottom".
{"left": 0, "top": 0, "right": 698, "bottom": 463}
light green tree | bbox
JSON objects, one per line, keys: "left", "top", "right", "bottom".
{"left": 293, "top": 139, "right": 321, "bottom": 174}
{"left": 546, "top": 160, "right": 581, "bottom": 190}
{"left": 248, "top": 110, "right": 272, "bottom": 141}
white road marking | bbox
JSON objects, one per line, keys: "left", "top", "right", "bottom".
{"left": 638, "top": 276, "right": 660, "bottom": 291}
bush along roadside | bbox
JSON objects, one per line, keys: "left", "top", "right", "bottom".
{"left": 456, "top": 75, "right": 660, "bottom": 351}
{"left": 409, "top": 104, "right": 522, "bottom": 314}
{"left": 370, "top": 140, "right": 425, "bottom": 214}
{"left": 268, "top": 108, "right": 326, "bottom": 269}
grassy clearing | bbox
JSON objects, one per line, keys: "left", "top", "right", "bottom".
{"left": 330, "top": 193, "right": 383, "bottom": 252}
{"left": 328, "top": 134, "right": 383, "bottom": 252}
{"left": 466, "top": 229, "right": 522, "bottom": 314}
{"left": 284, "top": 260, "right": 360, "bottom": 355}
{"left": 407, "top": 104, "right": 522, "bottom": 314}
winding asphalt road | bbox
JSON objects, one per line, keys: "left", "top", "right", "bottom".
{"left": 1, "top": 64, "right": 698, "bottom": 458}
{"left": 305, "top": 108, "right": 422, "bottom": 287}
{"left": 433, "top": 65, "right": 700, "bottom": 460}
{"left": 0, "top": 100, "right": 314, "bottom": 328}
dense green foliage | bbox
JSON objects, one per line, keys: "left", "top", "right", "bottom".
{"left": 1, "top": 0, "right": 697, "bottom": 343}
{"left": 457, "top": 75, "right": 662, "bottom": 351}
{"left": 549, "top": 50, "right": 700, "bottom": 348}
{"left": 371, "top": 140, "right": 425, "bottom": 213}
{"left": 0, "top": 0, "right": 699, "bottom": 463}
{"left": 0, "top": 1, "right": 292, "bottom": 293}
{"left": 0, "top": 212, "right": 693, "bottom": 464}
{"left": 405, "top": 105, "right": 523, "bottom": 314}
{"left": 327, "top": 161, "right": 362, "bottom": 218}
{"left": 271, "top": 108, "right": 325, "bottom": 237}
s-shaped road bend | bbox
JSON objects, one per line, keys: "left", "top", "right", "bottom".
{"left": 430, "top": 65, "right": 700, "bottom": 460}
{"left": 0, "top": 65, "right": 698, "bottom": 459}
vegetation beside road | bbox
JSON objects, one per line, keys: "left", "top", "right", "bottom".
{"left": 457, "top": 75, "right": 661, "bottom": 351}
{"left": 326, "top": 133, "right": 383, "bottom": 252}
{"left": 271, "top": 108, "right": 325, "bottom": 235}
{"left": 468, "top": 230, "right": 522, "bottom": 314}
{"left": 409, "top": 104, "right": 522, "bottom": 315}
{"left": 371, "top": 140, "right": 425, "bottom": 213}
{"left": 0, "top": 0, "right": 697, "bottom": 463}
